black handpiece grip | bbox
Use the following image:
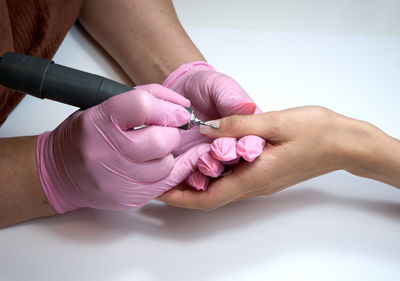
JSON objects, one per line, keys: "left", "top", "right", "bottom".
{"left": 0, "top": 52, "right": 196, "bottom": 129}
{"left": 0, "top": 52, "right": 133, "bottom": 108}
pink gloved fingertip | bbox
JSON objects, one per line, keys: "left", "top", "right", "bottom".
{"left": 254, "top": 106, "right": 263, "bottom": 114}
{"left": 234, "top": 101, "right": 257, "bottom": 114}
{"left": 210, "top": 137, "right": 238, "bottom": 161}
{"left": 237, "top": 135, "right": 266, "bottom": 162}
{"left": 162, "top": 61, "right": 216, "bottom": 88}
{"left": 166, "top": 105, "right": 192, "bottom": 127}
{"left": 198, "top": 152, "right": 224, "bottom": 178}
{"left": 186, "top": 171, "right": 209, "bottom": 191}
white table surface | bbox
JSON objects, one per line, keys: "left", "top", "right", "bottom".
{"left": 1, "top": 10, "right": 400, "bottom": 281}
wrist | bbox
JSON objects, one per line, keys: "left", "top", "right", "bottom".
{"left": 36, "top": 131, "right": 76, "bottom": 214}
{"left": 333, "top": 115, "right": 378, "bottom": 173}
{"left": 338, "top": 117, "right": 400, "bottom": 187}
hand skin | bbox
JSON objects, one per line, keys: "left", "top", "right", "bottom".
{"left": 79, "top": 0, "right": 205, "bottom": 85}
{"left": 160, "top": 106, "right": 400, "bottom": 210}
{"left": 0, "top": 137, "right": 57, "bottom": 227}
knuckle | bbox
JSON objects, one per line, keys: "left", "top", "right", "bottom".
{"left": 161, "top": 154, "right": 175, "bottom": 174}
{"left": 150, "top": 129, "right": 175, "bottom": 154}
{"left": 134, "top": 90, "right": 152, "bottom": 114}
{"left": 299, "top": 106, "right": 333, "bottom": 124}
{"left": 268, "top": 112, "right": 285, "bottom": 132}
{"left": 223, "top": 115, "right": 249, "bottom": 134}
{"left": 74, "top": 110, "right": 95, "bottom": 137}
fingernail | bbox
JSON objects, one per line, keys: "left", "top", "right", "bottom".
{"left": 200, "top": 119, "right": 220, "bottom": 134}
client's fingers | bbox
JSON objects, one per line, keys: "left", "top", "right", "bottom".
{"left": 159, "top": 171, "right": 246, "bottom": 210}
{"left": 198, "top": 151, "right": 224, "bottom": 178}
{"left": 210, "top": 137, "right": 238, "bottom": 162}
{"left": 200, "top": 112, "right": 281, "bottom": 140}
{"left": 186, "top": 171, "right": 209, "bottom": 191}
{"left": 237, "top": 135, "right": 266, "bottom": 162}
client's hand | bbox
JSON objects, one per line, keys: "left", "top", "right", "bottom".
{"left": 36, "top": 84, "right": 210, "bottom": 213}
{"left": 163, "top": 62, "right": 260, "bottom": 155}
{"left": 160, "top": 106, "right": 400, "bottom": 210}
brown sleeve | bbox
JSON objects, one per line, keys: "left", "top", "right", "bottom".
{"left": 0, "top": 0, "right": 84, "bottom": 126}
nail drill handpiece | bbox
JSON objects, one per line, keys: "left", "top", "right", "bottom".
{"left": 0, "top": 52, "right": 211, "bottom": 130}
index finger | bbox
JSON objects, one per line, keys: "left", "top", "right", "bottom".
{"left": 106, "top": 90, "right": 191, "bottom": 130}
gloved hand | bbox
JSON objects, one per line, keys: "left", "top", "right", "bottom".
{"left": 36, "top": 84, "right": 210, "bottom": 214}
{"left": 186, "top": 135, "right": 266, "bottom": 191}
{"left": 163, "top": 61, "right": 261, "bottom": 156}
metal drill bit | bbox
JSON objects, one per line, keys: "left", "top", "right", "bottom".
{"left": 184, "top": 108, "right": 218, "bottom": 130}
{"left": 193, "top": 117, "right": 218, "bottom": 129}
{"left": 133, "top": 108, "right": 218, "bottom": 130}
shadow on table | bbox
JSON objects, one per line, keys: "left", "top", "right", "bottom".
{"left": 33, "top": 186, "right": 400, "bottom": 243}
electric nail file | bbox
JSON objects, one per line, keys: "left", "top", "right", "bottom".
{"left": 0, "top": 52, "right": 216, "bottom": 130}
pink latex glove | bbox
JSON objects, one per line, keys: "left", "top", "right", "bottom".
{"left": 211, "top": 137, "right": 239, "bottom": 165}
{"left": 36, "top": 84, "right": 210, "bottom": 213}
{"left": 198, "top": 150, "right": 225, "bottom": 178}
{"left": 237, "top": 135, "right": 266, "bottom": 162}
{"left": 188, "top": 135, "right": 266, "bottom": 191}
{"left": 163, "top": 61, "right": 261, "bottom": 156}
{"left": 186, "top": 171, "right": 209, "bottom": 191}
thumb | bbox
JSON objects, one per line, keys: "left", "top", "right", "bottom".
{"left": 200, "top": 112, "right": 279, "bottom": 140}
{"left": 162, "top": 143, "right": 211, "bottom": 188}
{"left": 210, "top": 73, "right": 260, "bottom": 116}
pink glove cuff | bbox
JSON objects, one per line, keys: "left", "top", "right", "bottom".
{"left": 36, "top": 132, "right": 70, "bottom": 214}
{"left": 162, "top": 61, "right": 216, "bottom": 88}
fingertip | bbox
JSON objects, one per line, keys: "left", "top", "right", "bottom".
{"left": 218, "top": 98, "right": 257, "bottom": 117}
{"left": 159, "top": 173, "right": 245, "bottom": 210}
{"left": 231, "top": 101, "right": 257, "bottom": 115}
{"left": 186, "top": 171, "right": 209, "bottom": 191}
{"left": 166, "top": 143, "right": 211, "bottom": 186}
{"left": 199, "top": 119, "right": 220, "bottom": 137}
{"left": 171, "top": 105, "right": 192, "bottom": 127}
{"left": 144, "top": 95, "right": 191, "bottom": 127}
{"left": 158, "top": 187, "right": 202, "bottom": 209}
{"left": 210, "top": 137, "right": 238, "bottom": 161}
{"left": 197, "top": 152, "right": 224, "bottom": 178}
{"left": 237, "top": 135, "right": 266, "bottom": 162}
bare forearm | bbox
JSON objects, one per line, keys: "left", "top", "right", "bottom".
{"left": 0, "top": 136, "right": 57, "bottom": 227}
{"left": 79, "top": 0, "right": 205, "bottom": 84}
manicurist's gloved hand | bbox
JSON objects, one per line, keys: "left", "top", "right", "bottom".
{"left": 163, "top": 61, "right": 260, "bottom": 155}
{"left": 36, "top": 84, "right": 210, "bottom": 214}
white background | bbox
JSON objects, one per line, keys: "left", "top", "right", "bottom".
{"left": 1, "top": 1, "right": 400, "bottom": 280}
